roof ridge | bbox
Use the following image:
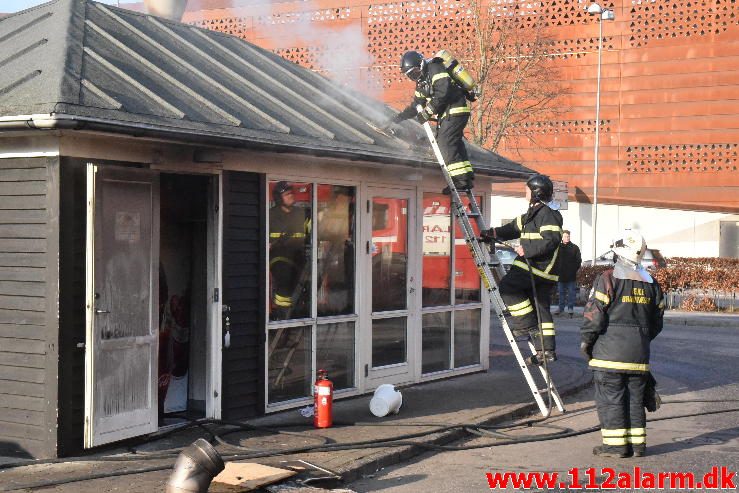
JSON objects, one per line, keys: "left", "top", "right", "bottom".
{"left": 59, "top": 0, "right": 88, "bottom": 108}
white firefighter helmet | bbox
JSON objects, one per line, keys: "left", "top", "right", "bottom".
{"left": 612, "top": 229, "right": 647, "bottom": 265}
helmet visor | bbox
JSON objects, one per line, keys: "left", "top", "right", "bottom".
{"left": 405, "top": 66, "right": 422, "bottom": 81}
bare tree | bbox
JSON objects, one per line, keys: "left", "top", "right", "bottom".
{"left": 459, "top": 0, "right": 567, "bottom": 153}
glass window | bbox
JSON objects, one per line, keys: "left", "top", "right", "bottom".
{"left": 316, "top": 321, "right": 355, "bottom": 390}
{"left": 422, "top": 311, "right": 451, "bottom": 374}
{"left": 268, "top": 181, "right": 312, "bottom": 321}
{"left": 317, "top": 185, "right": 355, "bottom": 316}
{"left": 372, "top": 317, "right": 407, "bottom": 367}
{"left": 454, "top": 309, "right": 481, "bottom": 368}
{"left": 371, "top": 198, "right": 408, "bottom": 312}
{"left": 267, "top": 326, "right": 312, "bottom": 403}
{"left": 422, "top": 193, "right": 452, "bottom": 307}
{"left": 454, "top": 196, "right": 483, "bottom": 304}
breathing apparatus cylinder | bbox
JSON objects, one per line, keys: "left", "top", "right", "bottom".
{"left": 434, "top": 49, "right": 477, "bottom": 93}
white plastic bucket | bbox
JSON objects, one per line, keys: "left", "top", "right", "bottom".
{"left": 369, "top": 384, "right": 403, "bottom": 417}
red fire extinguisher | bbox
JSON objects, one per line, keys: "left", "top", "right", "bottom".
{"left": 313, "top": 369, "right": 333, "bottom": 429}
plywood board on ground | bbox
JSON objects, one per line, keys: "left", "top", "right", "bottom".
{"left": 210, "top": 462, "right": 297, "bottom": 492}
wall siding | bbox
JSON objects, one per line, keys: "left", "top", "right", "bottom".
{"left": 0, "top": 156, "right": 58, "bottom": 459}
{"left": 221, "top": 171, "right": 265, "bottom": 419}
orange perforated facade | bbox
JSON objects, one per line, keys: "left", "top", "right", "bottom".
{"left": 176, "top": 0, "right": 739, "bottom": 212}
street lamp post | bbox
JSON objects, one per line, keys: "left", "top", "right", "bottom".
{"left": 587, "top": 3, "right": 615, "bottom": 265}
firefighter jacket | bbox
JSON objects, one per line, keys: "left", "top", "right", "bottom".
{"left": 393, "top": 58, "right": 470, "bottom": 123}
{"left": 269, "top": 205, "right": 311, "bottom": 262}
{"left": 493, "top": 202, "right": 563, "bottom": 282}
{"left": 581, "top": 269, "right": 665, "bottom": 373}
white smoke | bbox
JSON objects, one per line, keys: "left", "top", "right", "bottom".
{"left": 186, "top": 0, "right": 379, "bottom": 96}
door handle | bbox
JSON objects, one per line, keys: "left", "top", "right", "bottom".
{"left": 95, "top": 309, "right": 110, "bottom": 314}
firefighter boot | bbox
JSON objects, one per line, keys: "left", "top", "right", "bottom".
{"left": 526, "top": 350, "right": 557, "bottom": 366}
{"left": 442, "top": 172, "right": 474, "bottom": 195}
{"left": 631, "top": 445, "right": 646, "bottom": 457}
{"left": 593, "top": 445, "right": 629, "bottom": 458}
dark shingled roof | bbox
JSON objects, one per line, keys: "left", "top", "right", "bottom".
{"left": 0, "top": 0, "right": 532, "bottom": 179}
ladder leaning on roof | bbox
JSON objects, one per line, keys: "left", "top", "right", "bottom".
{"left": 417, "top": 108, "right": 565, "bottom": 417}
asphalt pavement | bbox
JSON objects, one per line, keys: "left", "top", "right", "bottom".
{"left": 0, "top": 309, "right": 735, "bottom": 492}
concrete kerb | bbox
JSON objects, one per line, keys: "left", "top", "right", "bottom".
{"left": 567, "top": 307, "right": 737, "bottom": 328}
{"left": 663, "top": 311, "right": 739, "bottom": 328}
{"left": 331, "top": 370, "right": 594, "bottom": 484}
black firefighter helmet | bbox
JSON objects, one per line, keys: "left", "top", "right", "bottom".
{"left": 400, "top": 50, "right": 424, "bottom": 80}
{"left": 526, "top": 174, "right": 554, "bottom": 203}
{"left": 273, "top": 181, "right": 293, "bottom": 206}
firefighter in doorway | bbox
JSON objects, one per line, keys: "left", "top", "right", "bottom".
{"left": 581, "top": 229, "right": 665, "bottom": 458}
{"left": 269, "top": 181, "right": 312, "bottom": 320}
{"left": 388, "top": 50, "right": 474, "bottom": 194}
{"left": 481, "top": 174, "right": 563, "bottom": 364}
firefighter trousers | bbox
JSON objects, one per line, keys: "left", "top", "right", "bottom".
{"left": 594, "top": 370, "right": 647, "bottom": 453}
{"left": 270, "top": 257, "right": 309, "bottom": 320}
{"left": 436, "top": 114, "right": 473, "bottom": 184}
{"left": 499, "top": 266, "right": 555, "bottom": 350}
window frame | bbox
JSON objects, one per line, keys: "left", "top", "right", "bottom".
{"left": 420, "top": 189, "right": 487, "bottom": 377}
{"left": 265, "top": 178, "right": 360, "bottom": 411}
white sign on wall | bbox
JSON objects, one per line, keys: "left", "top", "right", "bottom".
{"left": 551, "top": 180, "right": 569, "bottom": 211}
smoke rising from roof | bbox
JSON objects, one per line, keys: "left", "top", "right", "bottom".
{"left": 186, "top": 0, "right": 379, "bottom": 97}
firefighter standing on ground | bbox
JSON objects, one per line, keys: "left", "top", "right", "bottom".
{"left": 581, "top": 229, "right": 664, "bottom": 458}
{"left": 388, "top": 50, "right": 475, "bottom": 193}
{"left": 482, "top": 174, "right": 563, "bottom": 364}
{"left": 269, "top": 181, "right": 311, "bottom": 321}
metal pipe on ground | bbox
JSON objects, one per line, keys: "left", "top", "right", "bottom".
{"left": 165, "top": 438, "right": 224, "bottom": 493}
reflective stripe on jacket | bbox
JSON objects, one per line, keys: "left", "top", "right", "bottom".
{"left": 493, "top": 202, "right": 563, "bottom": 282}
{"left": 582, "top": 269, "right": 665, "bottom": 373}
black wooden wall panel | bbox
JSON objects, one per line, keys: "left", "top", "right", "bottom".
{"left": 221, "top": 171, "right": 264, "bottom": 420}
{"left": 57, "top": 159, "right": 86, "bottom": 457}
{"left": 0, "top": 157, "right": 56, "bottom": 458}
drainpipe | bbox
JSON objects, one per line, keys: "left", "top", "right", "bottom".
{"left": 143, "top": 0, "right": 189, "bottom": 22}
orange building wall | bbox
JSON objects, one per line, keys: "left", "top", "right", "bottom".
{"left": 179, "top": 0, "right": 739, "bottom": 212}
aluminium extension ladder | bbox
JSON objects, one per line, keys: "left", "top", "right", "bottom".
{"left": 418, "top": 113, "right": 566, "bottom": 417}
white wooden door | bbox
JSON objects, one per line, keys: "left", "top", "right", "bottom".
{"left": 84, "top": 164, "right": 160, "bottom": 448}
{"left": 363, "top": 187, "right": 417, "bottom": 389}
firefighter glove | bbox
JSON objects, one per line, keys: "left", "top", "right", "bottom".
{"left": 480, "top": 228, "right": 496, "bottom": 243}
{"left": 580, "top": 342, "right": 593, "bottom": 360}
{"left": 416, "top": 106, "right": 433, "bottom": 123}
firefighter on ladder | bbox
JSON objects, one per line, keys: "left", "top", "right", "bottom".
{"left": 386, "top": 50, "right": 475, "bottom": 194}
{"left": 269, "top": 181, "right": 311, "bottom": 321}
{"left": 581, "top": 229, "right": 665, "bottom": 458}
{"left": 482, "top": 174, "right": 562, "bottom": 364}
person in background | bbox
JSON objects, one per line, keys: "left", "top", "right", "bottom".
{"left": 581, "top": 229, "right": 664, "bottom": 458}
{"left": 554, "top": 229, "right": 581, "bottom": 317}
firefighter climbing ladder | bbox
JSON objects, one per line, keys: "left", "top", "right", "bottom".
{"left": 418, "top": 113, "right": 565, "bottom": 417}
